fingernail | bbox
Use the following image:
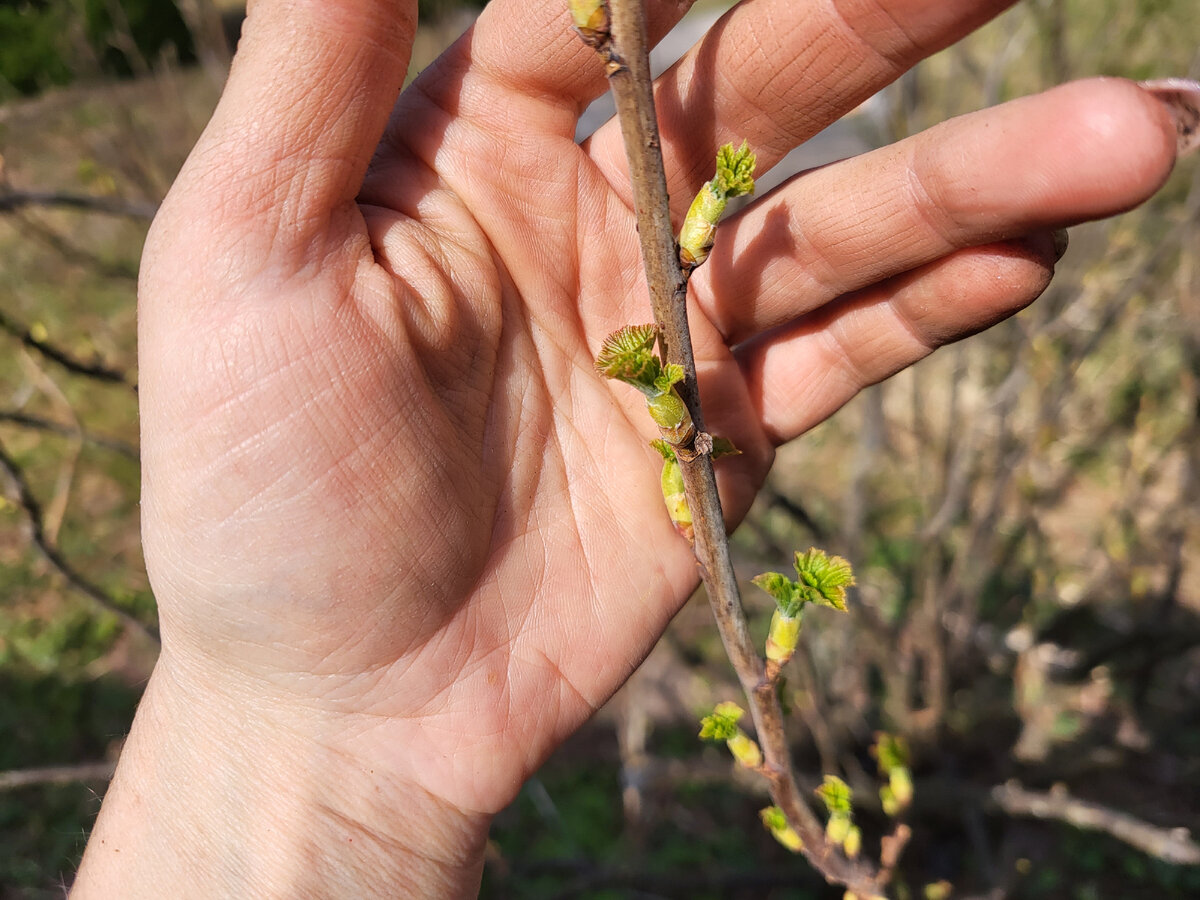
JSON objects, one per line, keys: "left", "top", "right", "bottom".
{"left": 1139, "top": 78, "right": 1200, "bottom": 158}
{"left": 1052, "top": 228, "right": 1070, "bottom": 262}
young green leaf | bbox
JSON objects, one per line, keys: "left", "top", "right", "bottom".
{"left": 751, "top": 571, "right": 799, "bottom": 606}
{"left": 698, "top": 701, "right": 744, "bottom": 742}
{"left": 793, "top": 548, "right": 855, "bottom": 611}
{"left": 715, "top": 139, "right": 756, "bottom": 197}
{"left": 872, "top": 732, "right": 910, "bottom": 774}
{"left": 710, "top": 436, "right": 741, "bottom": 459}
{"left": 595, "top": 324, "right": 658, "bottom": 386}
{"left": 652, "top": 363, "right": 685, "bottom": 394}
{"left": 817, "top": 775, "right": 853, "bottom": 816}
{"left": 650, "top": 438, "right": 676, "bottom": 461}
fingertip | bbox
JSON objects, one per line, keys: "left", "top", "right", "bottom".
{"left": 1045, "top": 77, "right": 1178, "bottom": 215}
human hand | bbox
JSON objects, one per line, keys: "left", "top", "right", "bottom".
{"left": 74, "top": 0, "right": 1179, "bottom": 896}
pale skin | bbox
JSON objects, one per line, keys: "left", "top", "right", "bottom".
{"left": 70, "top": 0, "right": 1180, "bottom": 896}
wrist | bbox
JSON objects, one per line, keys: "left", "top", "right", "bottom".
{"left": 73, "top": 650, "right": 490, "bottom": 899}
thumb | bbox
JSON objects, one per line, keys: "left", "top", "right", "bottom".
{"left": 169, "top": 0, "right": 417, "bottom": 262}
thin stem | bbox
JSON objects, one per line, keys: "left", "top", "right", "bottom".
{"left": 0, "top": 305, "right": 136, "bottom": 387}
{"left": 588, "top": 1, "right": 882, "bottom": 893}
{"left": 0, "top": 439, "right": 158, "bottom": 645}
{"left": 0, "top": 761, "right": 116, "bottom": 792}
{"left": 0, "top": 189, "right": 158, "bottom": 219}
{"left": 992, "top": 781, "right": 1200, "bottom": 865}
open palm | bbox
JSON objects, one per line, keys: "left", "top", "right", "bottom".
{"left": 96, "top": 0, "right": 1177, "bottom": 894}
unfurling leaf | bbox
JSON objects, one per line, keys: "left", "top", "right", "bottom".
{"left": 752, "top": 571, "right": 804, "bottom": 617}
{"left": 793, "top": 548, "right": 855, "bottom": 611}
{"left": 653, "top": 363, "right": 685, "bottom": 393}
{"left": 872, "top": 732, "right": 910, "bottom": 774}
{"left": 699, "top": 701, "right": 744, "bottom": 741}
{"left": 595, "top": 324, "right": 658, "bottom": 384}
{"left": 714, "top": 140, "right": 757, "bottom": 198}
{"left": 817, "top": 775, "right": 853, "bottom": 815}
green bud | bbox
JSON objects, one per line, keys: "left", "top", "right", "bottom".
{"left": 760, "top": 806, "right": 804, "bottom": 852}
{"left": 699, "top": 703, "right": 761, "bottom": 768}
{"left": 714, "top": 140, "right": 757, "bottom": 197}
{"left": 843, "top": 824, "right": 862, "bottom": 859}
{"left": 765, "top": 608, "right": 802, "bottom": 664}
{"left": 678, "top": 183, "right": 723, "bottom": 269}
{"left": 872, "top": 732, "right": 913, "bottom": 813}
{"left": 872, "top": 732, "right": 910, "bottom": 774}
{"left": 817, "top": 775, "right": 853, "bottom": 815}
{"left": 646, "top": 387, "right": 695, "bottom": 445}
{"left": 568, "top": 0, "right": 609, "bottom": 46}
{"left": 727, "top": 731, "right": 763, "bottom": 769}
{"left": 678, "top": 141, "right": 756, "bottom": 270}
{"left": 595, "top": 326, "right": 695, "bottom": 444}
{"left": 651, "top": 440, "right": 692, "bottom": 539}
{"left": 890, "top": 766, "right": 914, "bottom": 808}
{"left": 880, "top": 784, "right": 900, "bottom": 818}
{"left": 826, "top": 814, "right": 851, "bottom": 845}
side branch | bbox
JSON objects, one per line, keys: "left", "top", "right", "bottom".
{"left": 0, "top": 190, "right": 158, "bottom": 220}
{"left": 993, "top": 781, "right": 1200, "bottom": 866}
{"left": 0, "top": 761, "right": 116, "bottom": 792}
{"left": 0, "top": 305, "right": 136, "bottom": 388}
{"left": 0, "top": 439, "right": 158, "bottom": 645}
{"left": 585, "top": 1, "right": 881, "bottom": 893}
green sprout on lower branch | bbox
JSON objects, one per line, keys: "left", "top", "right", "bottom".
{"left": 679, "top": 140, "right": 757, "bottom": 270}
{"left": 760, "top": 805, "right": 804, "bottom": 852}
{"left": 752, "top": 548, "right": 855, "bottom": 667}
{"left": 872, "top": 732, "right": 914, "bottom": 817}
{"left": 817, "top": 775, "right": 862, "bottom": 859}
{"left": 699, "top": 701, "right": 763, "bottom": 769}
{"left": 651, "top": 437, "right": 740, "bottom": 541}
{"left": 595, "top": 324, "right": 694, "bottom": 444}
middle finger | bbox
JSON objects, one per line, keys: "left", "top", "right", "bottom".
{"left": 585, "top": 0, "right": 1017, "bottom": 218}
